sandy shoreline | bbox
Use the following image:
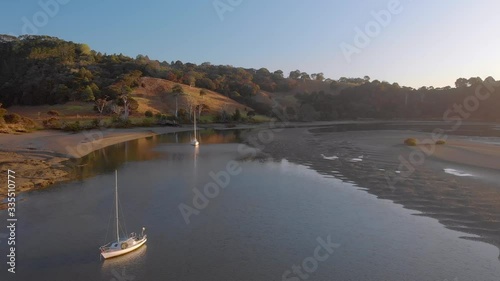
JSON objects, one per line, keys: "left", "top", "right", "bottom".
{"left": 0, "top": 126, "right": 197, "bottom": 208}
{"left": 0, "top": 122, "right": 280, "bottom": 206}
{"left": 241, "top": 124, "right": 500, "bottom": 257}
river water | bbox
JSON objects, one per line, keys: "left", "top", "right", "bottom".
{"left": 1, "top": 129, "right": 500, "bottom": 281}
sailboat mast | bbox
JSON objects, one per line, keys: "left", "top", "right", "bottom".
{"left": 194, "top": 112, "right": 197, "bottom": 139}
{"left": 115, "top": 170, "right": 119, "bottom": 242}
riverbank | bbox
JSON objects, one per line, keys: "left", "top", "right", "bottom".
{"left": 0, "top": 121, "right": 286, "bottom": 208}
{"left": 0, "top": 126, "right": 198, "bottom": 208}
{"left": 1, "top": 121, "right": 499, "bottom": 211}
{"left": 241, "top": 124, "right": 500, "bottom": 257}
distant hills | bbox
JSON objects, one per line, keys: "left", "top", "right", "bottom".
{"left": 1, "top": 35, "right": 499, "bottom": 122}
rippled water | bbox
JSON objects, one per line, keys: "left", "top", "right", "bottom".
{"left": 1, "top": 129, "right": 500, "bottom": 280}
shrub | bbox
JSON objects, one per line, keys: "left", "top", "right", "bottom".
{"left": 47, "top": 110, "right": 60, "bottom": 116}
{"left": 232, "top": 109, "right": 242, "bottom": 121}
{"left": 436, "top": 140, "right": 446, "bottom": 145}
{"left": 0, "top": 108, "right": 7, "bottom": 118}
{"left": 145, "top": 110, "right": 153, "bottom": 118}
{"left": 62, "top": 121, "right": 82, "bottom": 132}
{"left": 111, "top": 117, "right": 133, "bottom": 128}
{"left": 141, "top": 118, "right": 153, "bottom": 127}
{"left": 4, "top": 113, "right": 21, "bottom": 124}
{"left": 404, "top": 138, "right": 417, "bottom": 146}
{"left": 20, "top": 116, "right": 37, "bottom": 130}
{"left": 90, "top": 119, "right": 102, "bottom": 128}
{"left": 43, "top": 117, "right": 61, "bottom": 129}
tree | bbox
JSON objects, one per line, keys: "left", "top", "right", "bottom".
{"left": 330, "top": 80, "right": 340, "bottom": 91}
{"left": 172, "top": 84, "right": 184, "bottom": 118}
{"left": 289, "top": 70, "right": 301, "bottom": 79}
{"left": 364, "top": 75, "right": 370, "bottom": 82}
{"left": 119, "top": 95, "right": 129, "bottom": 120}
{"left": 232, "top": 108, "right": 242, "bottom": 121}
{"left": 273, "top": 70, "right": 284, "bottom": 79}
{"left": 256, "top": 68, "right": 270, "bottom": 76}
{"left": 455, "top": 78, "right": 468, "bottom": 88}
{"left": 300, "top": 72, "right": 311, "bottom": 81}
{"left": 89, "top": 83, "right": 100, "bottom": 96}
{"left": 172, "top": 84, "right": 183, "bottom": 93}
{"left": 196, "top": 104, "right": 209, "bottom": 118}
{"left": 128, "top": 97, "right": 139, "bottom": 112}
{"left": 81, "top": 86, "right": 95, "bottom": 102}
{"left": 468, "top": 77, "right": 483, "bottom": 87}
{"left": 196, "top": 78, "right": 216, "bottom": 90}
{"left": 286, "top": 106, "right": 296, "bottom": 117}
{"left": 183, "top": 94, "right": 197, "bottom": 120}
{"left": 315, "top": 73, "right": 325, "bottom": 81}
{"left": 95, "top": 97, "right": 108, "bottom": 116}
{"left": 77, "top": 44, "right": 91, "bottom": 56}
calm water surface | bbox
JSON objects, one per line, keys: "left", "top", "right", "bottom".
{"left": 1, "top": 129, "right": 500, "bottom": 281}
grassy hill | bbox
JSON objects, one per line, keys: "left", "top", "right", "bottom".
{"left": 7, "top": 76, "right": 253, "bottom": 128}
{"left": 132, "top": 77, "right": 251, "bottom": 116}
{"left": 2, "top": 35, "right": 500, "bottom": 124}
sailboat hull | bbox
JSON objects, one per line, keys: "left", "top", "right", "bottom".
{"left": 101, "top": 237, "right": 147, "bottom": 259}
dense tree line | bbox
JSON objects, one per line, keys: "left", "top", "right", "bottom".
{"left": 0, "top": 35, "right": 302, "bottom": 109}
{"left": 294, "top": 78, "right": 500, "bottom": 121}
{"left": 1, "top": 35, "right": 499, "bottom": 121}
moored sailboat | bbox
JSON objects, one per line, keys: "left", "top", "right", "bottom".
{"left": 100, "top": 171, "right": 147, "bottom": 259}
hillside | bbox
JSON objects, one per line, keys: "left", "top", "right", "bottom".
{"left": 1, "top": 34, "right": 500, "bottom": 123}
{"left": 6, "top": 77, "right": 251, "bottom": 127}
{"left": 132, "top": 77, "right": 250, "bottom": 116}
{"left": 257, "top": 79, "right": 336, "bottom": 109}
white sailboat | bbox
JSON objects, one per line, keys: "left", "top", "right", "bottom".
{"left": 100, "top": 171, "right": 147, "bottom": 259}
{"left": 191, "top": 112, "right": 199, "bottom": 146}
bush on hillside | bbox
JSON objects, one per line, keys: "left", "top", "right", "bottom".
{"left": 43, "top": 117, "right": 61, "bottom": 129}
{"left": 47, "top": 110, "right": 60, "bottom": 116}
{"left": 62, "top": 121, "right": 82, "bottom": 132}
{"left": 4, "top": 113, "right": 21, "bottom": 124}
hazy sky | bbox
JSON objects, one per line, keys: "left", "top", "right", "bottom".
{"left": 1, "top": 0, "right": 499, "bottom": 88}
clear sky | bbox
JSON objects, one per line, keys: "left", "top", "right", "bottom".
{"left": 1, "top": 0, "right": 499, "bottom": 88}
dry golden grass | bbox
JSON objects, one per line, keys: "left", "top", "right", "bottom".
{"left": 8, "top": 102, "right": 95, "bottom": 120}
{"left": 6, "top": 77, "right": 252, "bottom": 127}
{"left": 133, "top": 77, "right": 251, "bottom": 115}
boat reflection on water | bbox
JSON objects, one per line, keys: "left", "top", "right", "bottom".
{"left": 101, "top": 245, "right": 148, "bottom": 279}
{"left": 193, "top": 145, "right": 199, "bottom": 170}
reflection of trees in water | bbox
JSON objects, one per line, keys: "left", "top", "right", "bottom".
{"left": 70, "top": 136, "right": 163, "bottom": 181}
{"left": 68, "top": 129, "right": 246, "bottom": 182}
